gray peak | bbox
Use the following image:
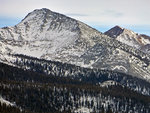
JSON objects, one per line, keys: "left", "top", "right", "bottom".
{"left": 21, "top": 8, "right": 53, "bottom": 22}
{"left": 20, "top": 8, "right": 77, "bottom": 28}
{"left": 113, "top": 25, "right": 124, "bottom": 30}
{"left": 104, "top": 25, "right": 124, "bottom": 38}
{"left": 31, "top": 8, "right": 53, "bottom": 14}
{"left": 18, "top": 8, "right": 80, "bottom": 38}
{"left": 34, "top": 8, "right": 52, "bottom": 12}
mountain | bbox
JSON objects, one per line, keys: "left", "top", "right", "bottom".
{"left": 0, "top": 8, "right": 150, "bottom": 113}
{"left": 0, "top": 8, "right": 104, "bottom": 58}
{"left": 0, "top": 8, "right": 150, "bottom": 83}
{"left": 105, "top": 26, "right": 150, "bottom": 51}
{"left": 0, "top": 8, "right": 105, "bottom": 64}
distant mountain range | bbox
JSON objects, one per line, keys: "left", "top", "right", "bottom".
{"left": 0, "top": 8, "right": 150, "bottom": 113}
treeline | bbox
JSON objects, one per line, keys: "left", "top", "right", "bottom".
{"left": 13, "top": 54, "right": 150, "bottom": 96}
{"left": 0, "top": 62, "right": 150, "bottom": 113}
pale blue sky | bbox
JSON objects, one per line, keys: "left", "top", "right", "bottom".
{"left": 0, "top": 0, "right": 150, "bottom": 35}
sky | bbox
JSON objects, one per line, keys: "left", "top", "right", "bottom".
{"left": 0, "top": 0, "right": 150, "bottom": 35}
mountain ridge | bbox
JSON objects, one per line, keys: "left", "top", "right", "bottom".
{"left": 0, "top": 8, "right": 150, "bottom": 113}
{"left": 105, "top": 26, "right": 150, "bottom": 51}
{"left": 0, "top": 8, "right": 150, "bottom": 83}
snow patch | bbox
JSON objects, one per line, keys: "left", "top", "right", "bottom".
{"left": 112, "top": 65, "right": 128, "bottom": 72}
{"left": 100, "top": 80, "right": 119, "bottom": 87}
{"left": 0, "top": 96, "right": 15, "bottom": 106}
{"left": 74, "top": 107, "right": 93, "bottom": 113}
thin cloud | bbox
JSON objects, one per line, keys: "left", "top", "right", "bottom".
{"left": 100, "top": 10, "right": 123, "bottom": 17}
{"left": 65, "top": 13, "right": 89, "bottom": 17}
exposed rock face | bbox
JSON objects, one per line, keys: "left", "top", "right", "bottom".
{"left": 104, "top": 25, "right": 124, "bottom": 38}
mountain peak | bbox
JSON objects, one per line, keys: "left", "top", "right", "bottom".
{"left": 35, "top": 8, "right": 51, "bottom": 12}
{"left": 31, "top": 8, "right": 53, "bottom": 15}
{"left": 21, "top": 8, "right": 53, "bottom": 22}
{"left": 104, "top": 25, "right": 124, "bottom": 38}
{"left": 105, "top": 25, "right": 150, "bottom": 49}
{"left": 113, "top": 25, "right": 124, "bottom": 30}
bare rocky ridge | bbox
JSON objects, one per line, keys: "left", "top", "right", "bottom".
{"left": 0, "top": 8, "right": 150, "bottom": 82}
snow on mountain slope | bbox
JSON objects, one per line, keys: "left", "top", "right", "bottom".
{"left": 116, "top": 29, "right": 141, "bottom": 49}
{"left": 0, "top": 8, "right": 150, "bottom": 82}
{"left": 0, "top": 9, "right": 79, "bottom": 57}
{"left": 0, "top": 8, "right": 103, "bottom": 62}
{"left": 105, "top": 26, "right": 150, "bottom": 51}
{"left": 141, "top": 44, "right": 150, "bottom": 55}
{"left": 0, "top": 8, "right": 109, "bottom": 67}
